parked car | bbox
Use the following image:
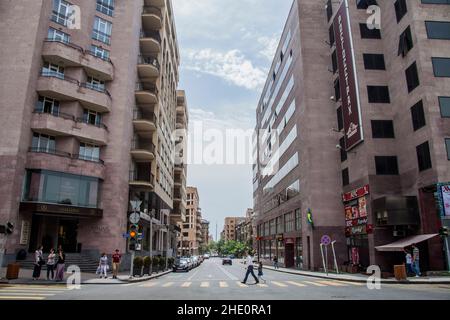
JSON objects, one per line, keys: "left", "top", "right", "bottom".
{"left": 192, "top": 256, "right": 199, "bottom": 267}
{"left": 181, "top": 256, "right": 194, "bottom": 270}
{"left": 203, "top": 253, "right": 210, "bottom": 259}
{"left": 173, "top": 257, "right": 190, "bottom": 272}
{"left": 222, "top": 256, "right": 232, "bottom": 265}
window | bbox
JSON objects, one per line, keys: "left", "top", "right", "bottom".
{"left": 47, "top": 27, "right": 70, "bottom": 43}
{"left": 340, "top": 137, "right": 347, "bottom": 162}
{"left": 92, "top": 16, "right": 112, "bottom": 45}
{"left": 421, "top": 0, "right": 450, "bottom": 4}
{"left": 446, "top": 139, "right": 450, "bottom": 160}
{"left": 90, "top": 45, "right": 110, "bottom": 60}
{"left": 295, "top": 209, "right": 302, "bottom": 231}
{"left": 394, "top": 0, "right": 408, "bottom": 23}
{"left": 367, "top": 86, "right": 390, "bottom": 103}
{"left": 276, "top": 216, "right": 284, "bottom": 234}
{"left": 83, "top": 109, "right": 102, "bottom": 126}
{"left": 51, "top": 0, "right": 71, "bottom": 26}
{"left": 439, "top": 97, "right": 450, "bottom": 117}
{"left": 375, "top": 156, "right": 399, "bottom": 175}
{"left": 36, "top": 96, "right": 60, "bottom": 115}
{"left": 79, "top": 142, "right": 100, "bottom": 162}
{"left": 329, "top": 24, "right": 335, "bottom": 47}
{"left": 416, "top": 141, "right": 432, "bottom": 171}
{"left": 331, "top": 50, "right": 338, "bottom": 74}
{"left": 432, "top": 57, "right": 450, "bottom": 77}
{"left": 425, "top": 21, "right": 450, "bottom": 40}
{"left": 357, "top": 0, "right": 378, "bottom": 9}
{"left": 286, "top": 180, "right": 300, "bottom": 200}
{"left": 405, "top": 62, "right": 420, "bottom": 92}
{"left": 398, "top": 26, "right": 413, "bottom": 57}
{"left": 284, "top": 212, "right": 295, "bottom": 233}
{"left": 360, "top": 23, "right": 381, "bottom": 39}
{"left": 86, "top": 76, "right": 105, "bottom": 92}
{"left": 326, "top": 0, "right": 333, "bottom": 22}
{"left": 371, "top": 120, "right": 395, "bottom": 138}
{"left": 411, "top": 100, "right": 426, "bottom": 130}
{"left": 342, "top": 168, "right": 349, "bottom": 186}
{"left": 32, "top": 133, "right": 56, "bottom": 153}
{"left": 363, "top": 54, "right": 386, "bottom": 70}
{"left": 42, "top": 62, "right": 64, "bottom": 79}
{"left": 334, "top": 78, "right": 341, "bottom": 101}
{"left": 337, "top": 107, "right": 344, "bottom": 131}
{"left": 96, "top": 0, "right": 114, "bottom": 16}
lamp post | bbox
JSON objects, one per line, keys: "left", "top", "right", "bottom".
{"left": 165, "top": 223, "right": 170, "bottom": 270}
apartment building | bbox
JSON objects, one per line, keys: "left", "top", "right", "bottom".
{"left": 222, "top": 217, "right": 245, "bottom": 241}
{"left": 200, "top": 219, "right": 210, "bottom": 248}
{"left": 253, "top": 0, "right": 450, "bottom": 272}
{"left": 0, "top": 0, "right": 185, "bottom": 264}
{"left": 236, "top": 209, "right": 255, "bottom": 248}
{"left": 180, "top": 186, "right": 202, "bottom": 256}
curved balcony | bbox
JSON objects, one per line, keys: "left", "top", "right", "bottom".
{"left": 37, "top": 73, "right": 112, "bottom": 113}
{"left": 140, "top": 30, "right": 161, "bottom": 54}
{"left": 31, "top": 111, "right": 108, "bottom": 145}
{"left": 144, "top": 0, "right": 165, "bottom": 7}
{"left": 142, "top": 6, "right": 162, "bottom": 30}
{"left": 135, "top": 82, "right": 158, "bottom": 104}
{"left": 129, "top": 171, "right": 155, "bottom": 190}
{"left": 133, "top": 109, "right": 156, "bottom": 138}
{"left": 131, "top": 139, "right": 155, "bottom": 161}
{"left": 137, "top": 55, "right": 160, "bottom": 80}
{"left": 26, "top": 147, "right": 105, "bottom": 179}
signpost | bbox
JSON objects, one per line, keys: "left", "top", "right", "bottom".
{"left": 320, "top": 235, "right": 339, "bottom": 275}
{"left": 129, "top": 201, "right": 142, "bottom": 279}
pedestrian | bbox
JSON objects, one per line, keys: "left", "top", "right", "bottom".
{"left": 32, "top": 246, "right": 44, "bottom": 280}
{"left": 46, "top": 248, "right": 56, "bottom": 280}
{"left": 55, "top": 248, "right": 66, "bottom": 282}
{"left": 112, "top": 249, "right": 121, "bottom": 279}
{"left": 241, "top": 251, "right": 259, "bottom": 284}
{"left": 404, "top": 249, "right": 414, "bottom": 277}
{"left": 273, "top": 256, "right": 279, "bottom": 269}
{"left": 257, "top": 261, "right": 266, "bottom": 284}
{"left": 411, "top": 244, "right": 421, "bottom": 277}
{"left": 98, "top": 253, "right": 108, "bottom": 279}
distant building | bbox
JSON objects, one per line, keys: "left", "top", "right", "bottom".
{"left": 222, "top": 217, "right": 245, "bottom": 241}
{"left": 180, "top": 187, "right": 202, "bottom": 256}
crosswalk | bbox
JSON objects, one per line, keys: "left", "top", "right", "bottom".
{"left": 138, "top": 279, "right": 364, "bottom": 289}
{"left": 0, "top": 285, "right": 71, "bottom": 300}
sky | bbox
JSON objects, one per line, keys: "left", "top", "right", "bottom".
{"left": 172, "top": 0, "right": 293, "bottom": 240}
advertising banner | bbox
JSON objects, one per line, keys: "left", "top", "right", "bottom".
{"left": 441, "top": 184, "right": 450, "bottom": 216}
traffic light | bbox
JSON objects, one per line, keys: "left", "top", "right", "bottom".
{"left": 128, "top": 224, "right": 138, "bottom": 251}
{"left": 439, "top": 226, "right": 449, "bottom": 237}
{"left": 6, "top": 222, "right": 13, "bottom": 235}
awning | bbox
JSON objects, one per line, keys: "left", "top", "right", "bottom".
{"left": 375, "top": 234, "right": 439, "bottom": 252}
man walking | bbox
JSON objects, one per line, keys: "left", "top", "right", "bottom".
{"left": 411, "top": 244, "right": 421, "bottom": 277}
{"left": 112, "top": 249, "right": 122, "bottom": 279}
{"left": 241, "top": 251, "right": 259, "bottom": 285}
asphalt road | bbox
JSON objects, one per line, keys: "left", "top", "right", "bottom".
{"left": 1, "top": 258, "right": 449, "bottom": 300}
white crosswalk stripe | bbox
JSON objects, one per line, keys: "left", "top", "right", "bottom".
{"left": 271, "top": 281, "right": 288, "bottom": 287}
{"left": 200, "top": 282, "right": 209, "bottom": 288}
{"left": 219, "top": 281, "right": 229, "bottom": 288}
{"left": 0, "top": 285, "right": 69, "bottom": 300}
{"left": 316, "top": 280, "right": 348, "bottom": 287}
{"left": 181, "top": 282, "right": 192, "bottom": 287}
{"left": 285, "top": 281, "right": 307, "bottom": 287}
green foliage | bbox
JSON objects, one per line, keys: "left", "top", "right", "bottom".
{"left": 133, "top": 256, "right": 144, "bottom": 268}
{"left": 143, "top": 256, "right": 151, "bottom": 268}
{"left": 152, "top": 256, "right": 160, "bottom": 266}
{"left": 214, "top": 240, "right": 250, "bottom": 258}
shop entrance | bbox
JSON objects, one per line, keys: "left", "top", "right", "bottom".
{"left": 285, "top": 242, "right": 295, "bottom": 268}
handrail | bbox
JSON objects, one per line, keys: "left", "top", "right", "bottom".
{"left": 142, "top": 5, "right": 162, "bottom": 19}
{"left": 75, "top": 117, "right": 108, "bottom": 130}
{"left": 74, "top": 154, "right": 105, "bottom": 165}
{"left": 133, "top": 109, "right": 157, "bottom": 123}
{"left": 33, "top": 109, "right": 75, "bottom": 121}
{"left": 131, "top": 139, "right": 156, "bottom": 153}
{"left": 41, "top": 70, "right": 79, "bottom": 84}
{"left": 29, "top": 147, "right": 105, "bottom": 164}
{"left": 129, "top": 170, "right": 155, "bottom": 185}
{"left": 137, "top": 55, "right": 160, "bottom": 70}
{"left": 135, "top": 82, "right": 158, "bottom": 95}
{"left": 139, "top": 30, "right": 161, "bottom": 43}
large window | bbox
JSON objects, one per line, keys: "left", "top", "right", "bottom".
{"left": 432, "top": 57, "right": 450, "bottom": 77}
{"left": 394, "top": 0, "right": 408, "bottom": 23}
{"left": 342, "top": 168, "right": 349, "bottom": 186}
{"left": 331, "top": 50, "right": 338, "bottom": 74}
{"left": 42, "top": 62, "right": 65, "bottom": 79}
{"left": 82, "top": 109, "right": 102, "bottom": 127}
{"left": 340, "top": 137, "right": 347, "bottom": 162}
{"left": 363, "top": 53, "right": 386, "bottom": 70}
{"left": 284, "top": 212, "right": 295, "bottom": 233}
{"left": 92, "top": 16, "right": 112, "bottom": 45}
{"left": 22, "top": 169, "right": 100, "bottom": 208}
{"left": 90, "top": 45, "right": 110, "bottom": 61}
{"left": 426, "top": 21, "right": 450, "bottom": 40}
{"left": 79, "top": 142, "right": 100, "bottom": 162}
{"left": 337, "top": 107, "right": 344, "bottom": 131}
{"left": 85, "top": 76, "right": 105, "bottom": 92}
{"left": 36, "top": 96, "right": 60, "bottom": 115}
{"left": 405, "top": 62, "right": 420, "bottom": 93}
{"left": 446, "top": 139, "right": 450, "bottom": 160}
{"left": 51, "top": 0, "right": 71, "bottom": 26}
{"left": 276, "top": 216, "right": 284, "bottom": 234}
{"left": 360, "top": 23, "right": 381, "bottom": 39}
{"left": 416, "top": 141, "right": 432, "bottom": 171}
{"left": 329, "top": 24, "right": 335, "bottom": 47}
{"left": 398, "top": 26, "right": 413, "bottom": 57}
{"left": 32, "top": 133, "right": 56, "bottom": 153}
{"left": 334, "top": 78, "right": 341, "bottom": 101}
{"left": 371, "top": 120, "right": 395, "bottom": 138}
{"left": 375, "top": 156, "right": 399, "bottom": 175}
{"left": 411, "top": 100, "right": 426, "bottom": 130}
{"left": 367, "top": 86, "right": 390, "bottom": 103}
{"left": 357, "top": 0, "right": 378, "bottom": 9}
{"left": 96, "top": 0, "right": 114, "bottom": 16}
{"left": 47, "top": 27, "right": 70, "bottom": 43}
{"left": 421, "top": 0, "right": 450, "bottom": 3}
{"left": 295, "top": 209, "right": 301, "bottom": 231}
{"left": 269, "top": 219, "right": 276, "bottom": 235}
{"left": 439, "top": 97, "right": 450, "bottom": 118}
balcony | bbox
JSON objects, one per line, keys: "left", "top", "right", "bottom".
{"left": 142, "top": 6, "right": 162, "bottom": 30}
{"left": 27, "top": 147, "right": 105, "bottom": 179}
{"left": 137, "top": 55, "right": 160, "bottom": 80}
{"left": 133, "top": 109, "right": 156, "bottom": 138}
{"left": 37, "top": 72, "right": 112, "bottom": 112}
{"left": 42, "top": 40, "right": 114, "bottom": 80}
{"left": 130, "top": 139, "right": 155, "bottom": 161}
{"left": 129, "top": 170, "right": 155, "bottom": 189}
{"left": 31, "top": 110, "right": 108, "bottom": 145}
{"left": 140, "top": 30, "right": 161, "bottom": 54}
{"left": 144, "top": 0, "right": 165, "bottom": 7}
{"left": 135, "top": 82, "right": 158, "bottom": 105}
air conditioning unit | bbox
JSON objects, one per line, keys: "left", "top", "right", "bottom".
{"left": 393, "top": 230, "right": 406, "bottom": 237}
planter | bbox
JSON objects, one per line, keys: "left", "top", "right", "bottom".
{"left": 133, "top": 266, "right": 143, "bottom": 277}
{"left": 143, "top": 266, "right": 150, "bottom": 276}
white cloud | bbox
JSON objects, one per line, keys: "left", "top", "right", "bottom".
{"left": 257, "top": 35, "right": 280, "bottom": 61}
{"left": 183, "top": 48, "right": 266, "bottom": 91}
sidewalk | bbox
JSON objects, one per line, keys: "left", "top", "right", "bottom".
{"left": 263, "top": 265, "right": 450, "bottom": 284}
{"left": 0, "top": 267, "right": 172, "bottom": 285}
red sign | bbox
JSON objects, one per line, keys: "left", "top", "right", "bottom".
{"left": 342, "top": 185, "right": 369, "bottom": 202}
{"left": 334, "top": 0, "right": 363, "bottom": 151}
{"left": 366, "top": 224, "right": 374, "bottom": 234}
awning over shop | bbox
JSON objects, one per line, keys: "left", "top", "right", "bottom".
{"left": 375, "top": 234, "right": 439, "bottom": 252}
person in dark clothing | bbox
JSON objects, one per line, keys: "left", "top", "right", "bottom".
{"left": 241, "top": 251, "right": 259, "bottom": 284}
{"left": 55, "top": 248, "right": 66, "bottom": 281}
{"left": 257, "top": 262, "right": 266, "bottom": 284}
{"left": 32, "top": 246, "right": 44, "bottom": 280}
{"left": 273, "top": 256, "right": 279, "bottom": 269}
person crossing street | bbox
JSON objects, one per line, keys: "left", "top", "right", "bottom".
{"left": 241, "top": 251, "right": 259, "bottom": 285}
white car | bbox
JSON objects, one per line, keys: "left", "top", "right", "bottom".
{"left": 203, "top": 253, "right": 210, "bottom": 259}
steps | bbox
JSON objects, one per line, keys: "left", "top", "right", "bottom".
{"left": 16, "top": 253, "right": 100, "bottom": 273}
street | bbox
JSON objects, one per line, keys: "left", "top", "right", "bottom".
{"left": 0, "top": 258, "right": 449, "bottom": 300}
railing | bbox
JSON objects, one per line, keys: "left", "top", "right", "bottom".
{"left": 139, "top": 30, "right": 161, "bottom": 43}
{"left": 142, "top": 6, "right": 162, "bottom": 19}
{"left": 44, "top": 39, "right": 113, "bottom": 65}
{"left": 129, "top": 170, "right": 155, "bottom": 185}
{"left": 76, "top": 117, "right": 108, "bottom": 130}
{"left": 137, "top": 55, "right": 160, "bottom": 70}
{"left": 135, "top": 82, "right": 159, "bottom": 96}
{"left": 131, "top": 139, "right": 156, "bottom": 153}
{"left": 133, "top": 109, "right": 157, "bottom": 123}
{"left": 86, "top": 50, "right": 112, "bottom": 63}
{"left": 33, "top": 108, "right": 74, "bottom": 121}
{"left": 74, "top": 154, "right": 105, "bottom": 164}
{"left": 29, "top": 147, "right": 105, "bottom": 164}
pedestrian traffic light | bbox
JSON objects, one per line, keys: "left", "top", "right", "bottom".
{"left": 6, "top": 222, "right": 13, "bottom": 235}
{"left": 128, "top": 224, "right": 138, "bottom": 251}
{"left": 439, "top": 226, "right": 449, "bottom": 237}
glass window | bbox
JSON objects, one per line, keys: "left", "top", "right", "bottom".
{"left": 47, "top": 27, "right": 70, "bottom": 43}
{"left": 398, "top": 26, "right": 413, "bottom": 57}
{"left": 411, "top": 100, "right": 426, "bottom": 130}
{"left": 394, "top": 0, "right": 408, "bottom": 23}
{"left": 286, "top": 180, "right": 300, "bottom": 200}
{"left": 446, "top": 139, "right": 450, "bottom": 160}
{"left": 371, "top": 120, "right": 395, "bottom": 138}
{"left": 363, "top": 53, "right": 386, "bottom": 70}
{"left": 426, "top": 21, "right": 450, "bottom": 40}
{"left": 92, "top": 16, "right": 112, "bottom": 45}
{"left": 86, "top": 76, "right": 105, "bottom": 92}
{"left": 42, "top": 62, "right": 65, "bottom": 79}
{"left": 295, "top": 209, "right": 302, "bottom": 231}
{"left": 90, "top": 45, "right": 110, "bottom": 60}
{"left": 32, "top": 133, "right": 56, "bottom": 153}
{"left": 337, "top": 107, "right": 344, "bottom": 131}
{"left": 439, "top": 97, "right": 450, "bottom": 118}
{"left": 51, "top": 0, "right": 71, "bottom": 26}
{"left": 360, "top": 23, "right": 381, "bottom": 39}
{"left": 96, "top": 0, "right": 114, "bottom": 16}
{"left": 83, "top": 109, "right": 102, "bottom": 126}
{"left": 416, "top": 141, "right": 432, "bottom": 171}
{"left": 432, "top": 57, "right": 450, "bottom": 77}
{"left": 36, "top": 96, "right": 60, "bottom": 115}
{"left": 326, "top": 0, "right": 333, "bottom": 22}
{"left": 329, "top": 24, "right": 335, "bottom": 47}
{"left": 331, "top": 50, "right": 338, "bottom": 73}
{"left": 79, "top": 142, "right": 100, "bottom": 162}
{"left": 421, "top": 0, "right": 450, "bottom": 3}
{"left": 342, "top": 168, "right": 349, "bottom": 186}
{"left": 340, "top": 137, "right": 347, "bottom": 162}
{"left": 375, "top": 156, "right": 399, "bottom": 175}
{"left": 405, "top": 62, "right": 420, "bottom": 93}
{"left": 367, "top": 86, "right": 390, "bottom": 103}
{"left": 334, "top": 78, "right": 341, "bottom": 101}
{"left": 357, "top": 0, "right": 378, "bottom": 9}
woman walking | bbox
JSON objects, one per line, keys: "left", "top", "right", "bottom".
{"left": 32, "top": 246, "right": 44, "bottom": 280}
{"left": 99, "top": 253, "right": 109, "bottom": 279}
{"left": 273, "top": 256, "right": 279, "bottom": 269}
{"left": 257, "top": 261, "right": 266, "bottom": 284}
{"left": 46, "top": 248, "right": 56, "bottom": 280}
{"left": 55, "top": 248, "right": 66, "bottom": 282}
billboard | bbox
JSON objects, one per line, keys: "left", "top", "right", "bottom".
{"left": 333, "top": 0, "right": 363, "bottom": 150}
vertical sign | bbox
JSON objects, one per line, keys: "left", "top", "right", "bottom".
{"left": 20, "top": 220, "right": 31, "bottom": 245}
{"left": 441, "top": 184, "right": 450, "bottom": 217}
{"left": 334, "top": 0, "right": 363, "bottom": 150}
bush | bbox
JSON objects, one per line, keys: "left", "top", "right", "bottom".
{"left": 152, "top": 256, "right": 160, "bottom": 266}
{"left": 159, "top": 257, "right": 166, "bottom": 267}
{"left": 168, "top": 257, "right": 174, "bottom": 266}
{"left": 143, "top": 256, "right": 151, "bottom": 268}
{"left": 133, "top": 256, "right": 144, "bottom": 268}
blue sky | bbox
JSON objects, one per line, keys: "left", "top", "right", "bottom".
{"left": 172, "top": 0, "right": 293, "bottom": 240}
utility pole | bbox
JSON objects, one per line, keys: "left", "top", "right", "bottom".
{"left": 149, "top": 209, "right": 154, "bottom": 275}
{"left": 165, "top": 222, "right": 169, "bottom": 270}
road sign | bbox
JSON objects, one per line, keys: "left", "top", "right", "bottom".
{"left": 129, "top": 212, "right": 140, "bottom": 224}
{"left": 130, "top": 200, "right": 142, "bottom": 211}
{"left": 122, "top": 233, "right": 130, "bottom": 238}
{"left": 321, "top": 235, "right": 332, "bottom": 246}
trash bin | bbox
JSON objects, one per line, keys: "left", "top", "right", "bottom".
{"left": 394, "top": 264, "right": 407, "bottom": 281}
{"left": 6, "top": 263, "right": 20, "bottom": 280}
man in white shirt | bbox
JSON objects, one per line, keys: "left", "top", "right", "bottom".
{"left": 241, "top": 251, "right": 259, "bottom": 284}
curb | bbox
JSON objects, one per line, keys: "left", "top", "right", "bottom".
{"left": 263, "top": 267, "right": 450, "bottom": 285}
{"left": 118, "top": 270, "right": 172, "bottom": 284}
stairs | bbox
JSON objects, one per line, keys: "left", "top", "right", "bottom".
{"left": 16, "top": 253, "right": 100, "bottom": 273}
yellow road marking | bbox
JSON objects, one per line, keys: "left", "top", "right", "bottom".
{"left": 162, "top": 282, "right": 174, "bottom": 287}
{"left": 0, "top": 289, "right": 64, "bottom": 294}
{"left": 303, "top": 281, "right": 327, "bottom": 287}
{"left": 257, "top": 283, "right": 268, "bottom": 288}
{"left": 317, "top": 280, "right": 348, "bottom": 286}
{"left": 286, "top": 281, "right": 307, "bottom": 287}
{"left": 335, "top": 280, "right": 364, "bottom": 286}
{"left": 237, "top": 281, "right": 248, "bottom": 288}
{"left": 219, "top": 282, "right": 229, "bottom": 288}
{"left": 0, "top": 296, "right": 46, "bottom": 300}
{"left": 0, "top": 292, "right": 55, "bottom": 296}
{"left": 271, "top": 281, "right": 288, "bottom": 287}
{"left": 200, "top": 282, "right": 209, "bottom": 288}
{"left": 181, "top": 282, "right": 192, "bottom": 287}
{"left": 139, "top": 282, "right": 159, "bottom": 287}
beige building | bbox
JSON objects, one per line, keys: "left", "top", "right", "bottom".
{"left": 200, "top": 219, "right": 210, "bottom": 248}
{"left": 180, "top": 186, "right": 203, "bottom": 256}
{"left": 0, "top": 0, "right": 185, "bottom": 266}
{"left": 222, "top": 217, "right": 245, "bottom": 241}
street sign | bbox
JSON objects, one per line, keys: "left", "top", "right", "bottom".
{"left": 129, "top": 212, "right": 140, "bottom": 224}
{"left": 130, "top": 200, "right": 142, "bottom": 211}
{"left": 321, "top": 235, "right": 332, "bottom": 246}
{"left": 122, "top": 233, "right": 130, "bottom": 238}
